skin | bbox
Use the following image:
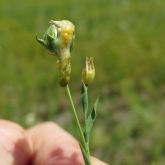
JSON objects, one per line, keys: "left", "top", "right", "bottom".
{"left": 0, "top": 120, "right": 108, "bottom": 165}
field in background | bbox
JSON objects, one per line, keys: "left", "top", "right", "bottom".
{"left": 0, "top": 0, "right": 165, "bottom": 164}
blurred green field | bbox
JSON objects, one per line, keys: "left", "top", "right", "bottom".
{"left": 0, "top": 0, "right": 165, "bottom": 164}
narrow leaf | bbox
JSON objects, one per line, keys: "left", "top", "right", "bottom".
{"left": 86, "top": 97, "right": 99, "bottom": 138}
{"left": 83, "top": 131, "right": 88, "bottom": 143}
{"left": 36, "top": 36, "right": 46, "bottom": 47}
{"left": 80, "top": 144, "right": 91, "bottom": 165}
{"left": 81, "top": 82, "right": 88, "bottom": 117}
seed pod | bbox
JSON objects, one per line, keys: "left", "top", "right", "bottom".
{"left": 36, "top": 20, "right": 75, "bottom": 87}
{"left": 82, "top": 57, "right": 95, "bottom": 85}
{"left": 36, "top": 20, "right": 75, "bottom": 58}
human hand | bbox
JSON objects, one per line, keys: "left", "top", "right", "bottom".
{"left": 0, "top": 120, "right": 108, "bottom": 165}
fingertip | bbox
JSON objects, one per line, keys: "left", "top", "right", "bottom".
{"left": 27, "top": 122, "right": 84, "bottom": 165}
{"left": 0, "top": 120, "right": 32, "bottom": 165}
{"left": 0, "top": 119, "right": 24, "bottom": 132}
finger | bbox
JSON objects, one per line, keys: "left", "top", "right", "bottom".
{"left": 27, "top": 122, "right": 85, "bottom": 165}
{"left": 0, "top": 120, "right": 32, "bottom": 165}
{"left": 91, "top": 156, "right": 109, "bottom": 165}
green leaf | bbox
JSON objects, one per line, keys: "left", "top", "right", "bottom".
{"left": 83, "top": 131, "right": 88, "bottom": 143}
{"left": 81, "top": 82, "right": 88, "bottom": 117}
{"left": 80, "top": 144, "right": 91, "bottom": 165}
{"left": 36, "top": 36, "right": 47, "bottom": 47}
{"left": 86, "top": 97, "right": 99, "bottom": 138}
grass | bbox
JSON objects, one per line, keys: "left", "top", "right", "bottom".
{"left": 0, "top": 0, "right": 165, "bottom": 164}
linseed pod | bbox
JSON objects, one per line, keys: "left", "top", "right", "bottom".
{"left": 36, "top": 20, "right": 75, "bottom": 86}
{"left": 82, "top": 57, "right": 95, "bottom": 85}
{"left": 36, "top": 20, "right": 75, "bottom": 59}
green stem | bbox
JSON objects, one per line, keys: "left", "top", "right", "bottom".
{"left": 66, "top": 84, "right": 91, "bottom": 163}
{"left": 84, "top": 85, "right": 90, "bottom": 153}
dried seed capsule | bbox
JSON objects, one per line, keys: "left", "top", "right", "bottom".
{"left": 36, "top": 20, "right": 75, "bottom": 86}
{"left": 82, "top": 57, "right": 95, "bottom": 85}
{"left": 36, "top": 20, "right": 75, "bottom": 59}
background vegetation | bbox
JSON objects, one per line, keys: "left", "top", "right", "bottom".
{"left": 0, "top": 0, "right": 165, "bottom": 164}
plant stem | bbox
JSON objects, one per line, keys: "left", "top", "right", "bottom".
{"left": 66, "top": 84, "right": 91, "bottom": 163}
